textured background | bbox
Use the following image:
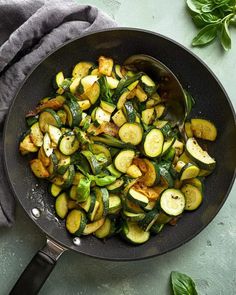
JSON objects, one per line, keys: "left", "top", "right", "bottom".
{"left": 1, "top": 1, "right": 236, "bottom": 294}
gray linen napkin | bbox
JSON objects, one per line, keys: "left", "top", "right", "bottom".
{"left": 0, "top": 0, "right": 117, "bottom": 227}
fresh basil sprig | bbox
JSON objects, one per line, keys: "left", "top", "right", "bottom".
{"left": 171, "top": 271, "right": 198, "bottom": 295}
{"left": 186, "top": 0, "right": 236, "bottom": 50}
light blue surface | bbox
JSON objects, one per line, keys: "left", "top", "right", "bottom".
{"left": 1, "top": 1, "right": 236, "bottom": 294}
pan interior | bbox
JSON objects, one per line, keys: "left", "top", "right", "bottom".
{"left": 4, "top": 28, "right": 236, "bottom": 260}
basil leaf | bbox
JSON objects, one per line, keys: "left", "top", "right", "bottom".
{"left": 192, "top": 23, "right": 218, "bottom": 46}
{"left": 94, "top": 175, "right": 116, "bottom": 186}
{"left": 171, "top": 271, "right": 198, "bottom": 295}
{"left": 230, "top": 14, "right": 236, "bottom": 26}
{"left": 201, "top": 13, "right": 221, "bottom": 23}
{"left": 192, "top": 13, "right": 220, "bottom": 27}
{"left": 77, "top": 177, "right": 91, "bottom": 202}
{"left": 186, "top": 0, "right": 209, "bottom": 13}
{"left": 220, "top": 19, "right": 232, "bottom": 50}
{"left": 192, "top": 14, "right": 208, "bottom": 28}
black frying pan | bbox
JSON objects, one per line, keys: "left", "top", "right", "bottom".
{"left": 3, "top": 28, "right": 236, "bottom": 295}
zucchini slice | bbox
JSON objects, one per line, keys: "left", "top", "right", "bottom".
{"left": 159, "top": 166, "right": 174, "bottom": 188}
{"left": 98, "top": 56, "right": 114, "bottom": 76}
{"left": 144, "top": 200, "right": 156, "bottom": 211}
{"left": 58, "top": 132, "right": 80, "bottom": 155}
{"left": 155, "top": 211, "right": 172, "bottom": 224}
{"left": 128, "top": 188, "right": 149, "bottom": 207}
{"left": 139, "top": 210, "right": 159, "bottom": 231}
{"left": 83, "top": 218, "right": 105, "bottom": 235}
{"left": 126, "top": 164, "right": 142, "bottom": 178}
{"left": 81, "top": 150, "right": 105, "bottom": 174}
{"left": 114, "top": 64, "right": 123, "bottom": 80}
{"left": 181, "top": 184, "right": 203, "bottom": 211}
{"left": 94, "top": 217, "right": 114, "bottom": 238}
{"left": 114, "top": 150, "right": 135, "bottom": 173}
{"left": 93, "top": 106, "right": 111, "bottom": 124}
{"left": 117, "top": 91, "right": 130, "bottom": 109}
{"left": 186, "top": 138, "right": 216, "bottom": 170}
{"left": 108, "top": 194, "right": 122, "bottom": 214}
{"left": 123, "top": 211, "right": 146, "bottom": 222}
{"left": 191, "top": 118, "right": 217, "bottom": 141}
{"left": 119, "top": 123, "right": 143, "bottom": 146}
{"left": 43, "top": 133, "right": 53, "bottom": 157}
{"left": 69, "top": 185, "right": 78, "bottom": 200}
{"left": 63, "top": 97, "right": 82, "bottom": 127}
{"left": 155, "top": 104, "right": 166, "bottom": 119}
{"left": 69, "top": 77, "right": 81, "bottom": 95}
{"left": 84, "top": 81, "right": 100, "bottom": 105}
{"left": 89, "top": 143, "right": 112, "bottom": 165}
{"left": 93, "top": 187, "right": 109, "bottom": 221}
{"left": 54, "top": 71, "right": 64, "bottom": 89}
{"left": 142, "top": 108, "right": 155, "bottom": 125}
{"left": 161, "top": 137, "right": 176, "bottom": 156}
{"left": 122, "top": 221, "right": 150, "bottom": 244}
{"left": 78, "top": 100, "right": 91, "bottom": 111}
{"left": 106, "top": 76, "right": 119, "bottom": 89}
{"left": 151, "top": 223, "right": 164, "bottom": 235}
{"left": 106, "top": 178, "right": 124, "bottom": 192}
{"left": 55, "top": 192, "right": 68, "bottom": 219}
{"left": 30, "top": 122, "right": 43, "bottom": 147}
{"left": 57, "top": 155, "right": 71, "bottom": 175}
{"left": 180, "top": 163, "right": 200, "bottom": 181}
{"left": 160, "top": 188, "right": 185, "bottom": 216}
{"left": 124, "top": 199, "right": 144, "bottom": 214}
{"left": 19, "top": 134, "right": 38, "bottom": 154}
{"left": 49, "top": 183, "right": 62, "bottom": 197}
{"left": 143, "top": 129, "right": 164, "bottom": 158}
{"left": 112, "top": 109, "right": 127, "bottom": 127}
{"left": 100, "top": 101, "right": 116, "bottom": 113}
{"left": 66, "top": 209, "right": 87, "bottom": 236}
{"left": 106, "top": 164, "right": 122, "bottom": 178}
{"left": 47, "top": 153, "right": 59, "bottom": 175}
{"left": 61, "top": 165, "right": 75, "bottom": 189}
{"left": 79, "top": 193, "right": 96, "bottom": 213}
{"left": 72, "top": 172, "right": 84, "bottom": 185}
{"left": 184, "top": 122, "right": 193, "bottom": 138}
{"left": 79, "top": 75, "right": 98, "bottom": 92}
{"left": 123, "top": 101, "right": 136, "bottom": 123}
{"left": 30, "top": 159, "right": 49, "bottom": 178}
{"left": 39, "top": 109, "right": 62, "bottom": 133}
{"left": 183, "top": 178, "right": 203, "bottom": 192}
{"left": 88, "top": 200, "right": 100, "bottom": 222}
{"left": 48, "top": 125, "right": 62, "bottom": 146}
{"left": 139, "top": 159, "right": 160, "bottom": 187}
{"left": 136, "top": 85, "right": 148, "bottom": 102}
{"left": 141, "top": 74, "right": 156, "bottom": 95}
{"left": 163, "top": 147, "right": 176, "bottom": 162}
{"left": 72, "top": 62, "right": 93, "bottom": 78}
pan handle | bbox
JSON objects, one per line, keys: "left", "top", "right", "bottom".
{"left": 10, "top": 238, "right": 67, "bottom": 295}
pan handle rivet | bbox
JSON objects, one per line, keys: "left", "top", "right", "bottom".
{"left": 31, "top": 208, "right": 41, "bottom": 218}
{"left": 73, "top": 237, "right": 81, "bottom": 246}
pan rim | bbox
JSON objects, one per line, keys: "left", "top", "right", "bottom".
{"left": 3, "top": 27, "right": 236, "bottom": 261}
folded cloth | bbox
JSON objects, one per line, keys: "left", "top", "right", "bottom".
{"left": 0, "top": 0, "right": 117, "bottom": 227}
